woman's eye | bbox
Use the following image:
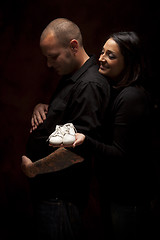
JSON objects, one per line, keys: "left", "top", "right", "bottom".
{"left": 108, "top": 53, "right": 116, "bottom": 60}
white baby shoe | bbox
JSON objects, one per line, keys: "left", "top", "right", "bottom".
{"left": 48, "top": 123, "right": 77, "bottom": 145}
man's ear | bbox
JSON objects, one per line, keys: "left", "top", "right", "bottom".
{"left": 70, "top": 39, "right": 78, "bottom": 54}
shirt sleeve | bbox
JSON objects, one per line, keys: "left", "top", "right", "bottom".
{"left": 66, "top": 81, "right": 110, "bottom": 140}
{"left": 81, "top": 87, "right": 151, "bottom": 160}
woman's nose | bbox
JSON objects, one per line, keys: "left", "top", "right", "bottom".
{"left": 99, "top": 54, "right": 105, "bottom": 62}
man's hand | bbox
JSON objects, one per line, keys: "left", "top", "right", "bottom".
{"left": 21, "top": 155, "right": 36, "bottom": 178}
{"left": 30, "top": 103, "right": 49, "bottom": 132}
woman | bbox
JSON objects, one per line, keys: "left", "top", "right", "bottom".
{"left": 22, "top": 32, "right": 155, "bottom": 239}
{"left": 74, "top": 31, "right": 154, "bottom": 239}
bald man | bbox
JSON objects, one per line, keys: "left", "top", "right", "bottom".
{"left": 22, "top": 18, "right": 110, "bottom": 240}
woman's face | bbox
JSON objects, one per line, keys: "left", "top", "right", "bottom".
{"left": 99, "top": 38, "right": 125, "bottom": 80}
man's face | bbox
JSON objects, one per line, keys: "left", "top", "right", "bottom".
{"left": 40, "top": 33, "right": 75, "bottom": 76}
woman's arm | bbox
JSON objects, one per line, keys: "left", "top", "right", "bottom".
{"left": 74, "top": 131, "right": 125, "bottom": 159}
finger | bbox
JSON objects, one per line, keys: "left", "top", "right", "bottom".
{"left": 40, "top": 109, "right": 47, "bottom": 121}
{"left": 73, "top": 140, "right": 78, "bottom": 148}
{"left": 73, "top": 139, "right": 83, "bottom": 147}
{"left": 39, "top": 104, "right": 49, "bottom": 120}
{"left": 30, "top": 124, "right": 37, "bottom": 133}
{"left": 34, "top": 111, "right": 43, "bottom": 124}
{"left": 31, "top": 116, "right": 35, "bottom": 127}
{"left": 44, "top": 104, "right": 49, "bottom": 112}
{"left": 32, "top": 114, "right": 39, "bottom": 126}
{"left": 33, "top": 125, "right": 37, "bottom": 130}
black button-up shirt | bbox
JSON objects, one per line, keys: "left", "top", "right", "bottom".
{"left": 26, "top": 55, "right": 110, "bottom": 204}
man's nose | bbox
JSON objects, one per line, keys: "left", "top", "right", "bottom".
{"left": 47, "top": 58, "right": 53, "bottom": 68}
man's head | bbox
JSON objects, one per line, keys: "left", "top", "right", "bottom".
{"left": 40, "top": 18, "right": 86, "bottom": 75}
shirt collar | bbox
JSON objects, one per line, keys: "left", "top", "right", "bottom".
{"left": 69, "top": 55, "right": 98, "bottom": 82}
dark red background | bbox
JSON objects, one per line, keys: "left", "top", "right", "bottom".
{"left": 0, "top": 0, "right": 160, "bottom": 239}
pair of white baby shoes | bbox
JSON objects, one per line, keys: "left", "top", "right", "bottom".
{"left": 48, "top": 123, "right": 76, "bottom": 145}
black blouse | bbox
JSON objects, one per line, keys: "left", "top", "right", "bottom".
{"left": 84, "top": 85, "right": 154, "bottom": 204}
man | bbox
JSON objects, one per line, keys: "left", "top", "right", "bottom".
{"left": 23, "top": 18, "right": 110, "bottom": 240}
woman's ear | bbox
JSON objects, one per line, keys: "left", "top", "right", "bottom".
{"left": 70, "top": 39, "right": 78, "bottom": 54}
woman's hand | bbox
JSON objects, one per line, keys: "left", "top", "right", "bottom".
{"left": 49, "top": 133, "right": 86, "bottom": 148}
{"left": 73, "top": 133, "right": 86, "bottom": 147}
{"left": 30, "top": 103, "right": 49, "bottom": 132}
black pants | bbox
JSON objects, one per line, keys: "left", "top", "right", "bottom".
{"left": 32, "top": 199, "right": 85, "bottom": 240}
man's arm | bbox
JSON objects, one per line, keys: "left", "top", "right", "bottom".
{"left": 21, "top": 147, "right": 84, "bottom": 178}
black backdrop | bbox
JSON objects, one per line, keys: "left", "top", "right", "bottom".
{"left": 0, "top": 0, "right": 160, "bottom": 239}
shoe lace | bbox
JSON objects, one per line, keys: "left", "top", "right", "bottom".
{"left": 47, "top": 123, "right": 77, "bottom": 141}
{"left": 62, "top": 123, "right": 77, "bottom": 135}
{"left": 48, "top": 125, "right": 64, "bottom": 139}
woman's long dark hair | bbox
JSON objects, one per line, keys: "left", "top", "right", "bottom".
{"left": 108, "top": 31, "right": 146, "bottom": 88}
